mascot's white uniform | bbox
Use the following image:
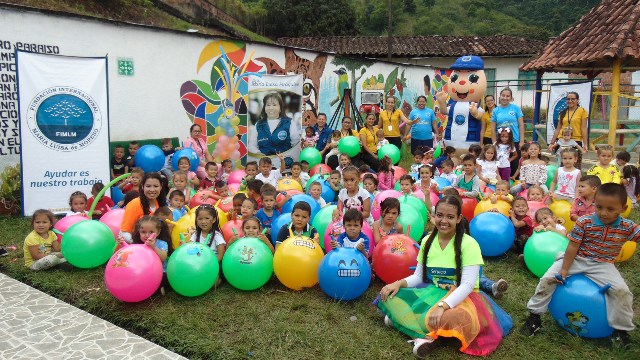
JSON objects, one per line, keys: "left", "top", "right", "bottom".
{"left": 436, "top": 55, "right": 487, "bottom": 150}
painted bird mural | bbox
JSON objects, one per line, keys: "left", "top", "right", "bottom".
{"left": 330, "top": 67, "right": 349, "bottom": 106}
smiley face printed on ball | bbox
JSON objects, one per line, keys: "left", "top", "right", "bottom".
{"left": 337, "top": 258, "right": 361, "bottom": 278}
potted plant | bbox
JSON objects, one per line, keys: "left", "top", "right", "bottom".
{"left": 0, "top": 164, "right": 21, "bottom": 215}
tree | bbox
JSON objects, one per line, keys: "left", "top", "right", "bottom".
{"left": 403, "top": 0, "right": 416, "bottom": 12}
{"left": 262, "top": 0, "right": 357, "bottom": 38}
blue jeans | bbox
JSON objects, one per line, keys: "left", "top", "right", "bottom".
{"left": 480, "top": 274, "right": 494, "bottom": 294}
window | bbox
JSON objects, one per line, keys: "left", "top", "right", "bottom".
{"left": 518, "top": 70, "right": 537, "bottom": 90}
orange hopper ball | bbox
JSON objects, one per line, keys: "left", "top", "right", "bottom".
{"left": 310, "top": 164, "right": 332, "bottom": 177}
{"left": 393, "top": 166, "right": 407, "bottom": 182}
{"left": 216, "top": 196, "right": 234, "bottom": 213}
{"left": 222, "top": 220, "right": 244, "bottom": 242}
{"left": 189, "top": 190, "right": 217, "bottom": 208}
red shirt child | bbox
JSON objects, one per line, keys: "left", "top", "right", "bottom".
{"left": 86, "top": 196, "right": 114, "bottom": 220}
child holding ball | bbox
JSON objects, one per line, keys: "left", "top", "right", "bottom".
{"left": 228, "top": 216, "right": 275, "bottom": 253}
{"left": 330, "top": 209, "right": 370, "bottom": 258}
{"left": 372, "top": 198, "right": 403, "bottom": 244}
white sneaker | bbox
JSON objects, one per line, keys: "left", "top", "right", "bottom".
{"left": 384, "top": 315, "right": 393, "bottom": 327}
{"left": 412, "top": 337, "right": 436, "bottom": 358}
{"left": 492, "top": 279, "right": 509, "bottom": 299}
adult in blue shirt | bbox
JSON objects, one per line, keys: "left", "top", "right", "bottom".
{"left": 314, "top": 113, "right": 333, "bottom": 158}
{"left": 407, "top": 95, "right": 439, "bottom": 154}
{"left": 490, "top": 87, "right": 525, "bottom": 176}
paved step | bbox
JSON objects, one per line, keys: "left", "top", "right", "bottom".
{"left": 0, "top": 273, "right": 185, "bottom": 360}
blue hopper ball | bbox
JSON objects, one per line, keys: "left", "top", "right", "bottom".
{"left": 469, "top": 212, "right": 515, "bottom": 257}
{"left": 318, "top": 248, "right": 371, "bottom": 301}
{"left": 134, "top": 145, "right": 165, "bottom": 173}
{"left": 270, "top": 213, "right": 292, "bottom": 245}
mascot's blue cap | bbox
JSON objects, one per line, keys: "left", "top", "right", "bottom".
{"left": 451, "top": 55, "right": 484, "bottom": 70}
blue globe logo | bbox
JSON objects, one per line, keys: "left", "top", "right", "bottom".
{"left": 455, "top": 114, "right": 466, "bottom": 125}
{"left": 35, "top": 94, "right": 94, "bottom": 144}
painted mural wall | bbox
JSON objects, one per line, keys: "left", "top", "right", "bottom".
{"left": 1, "top": 5, "right": 441, "bottom": 172}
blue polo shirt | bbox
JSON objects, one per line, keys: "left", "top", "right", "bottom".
{"left": 409, "top": 108, "right": 437, "bottom": 140}
{"left": 491, "top": 104, "right": 524, "bottom": 142}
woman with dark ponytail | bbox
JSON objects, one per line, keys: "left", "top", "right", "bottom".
{"left": 378, "top": 196, "right": 512, "bottom": 357}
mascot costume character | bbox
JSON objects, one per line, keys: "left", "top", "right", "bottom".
{"left": 436, "top": 55, "right": 486, "bottom": 151}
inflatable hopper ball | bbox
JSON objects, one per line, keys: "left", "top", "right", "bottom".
{"left": 171, "top": 148, "right": 200, "bottom": 172}
{"left": 413, "top": 189, "right": 440, "bottom": 209}
{"left": 393, "top": 166, "right": 407, "bottom": 182}
{"left": 480, "top": 185, "right": 494, "bottom": 196}
{"left": 167, "top": 242, "right": 219, "bottom": 297}
{"left": 323, "top": 220, "right": 375, "bottom": 254}
{"left": 111, "top": 187, "right": 125, "bottom": 205}
{"left": 222, "top": 220, "right": 244, "bottom": 242}
{"left": 276, "top": 190, "right": 303, "bottom": 209}
{"left": 171, "top": 211, "right": 196, "bottom": 249}
{"left": 399, "top": 194, "right": 429, "bottom": 226}
{"left": 227, "top": 182, "right": 240, "bottom": 195}
{"left": 474, "top": 199, "right": 511, "bottom": 218}
{"left": 134, "top": 145, "right": 165, "bottom": 173}
{"left": 222, "top": 237, "right": 274, "bottom": 291}
{"left": 397, "top": 203, "right": 425, "bottom": 242}
{"left": 622, "top": 197, "right": 632, "bottom": 218}
{"left": 312, "top": 179, "right": 336, "bottom": 204}
{"left": 273, "top": 236, "right": 324, "bottom": 290}
{"left": 310, "top": 164, "right": 332, "bottom": 177}
{"left": 105, "top": 244, "right": 163, "bottom": 302}
{"left": 300, "top": 147, "right": 322, "bottom": 169}
{"left": 270, "top": 213, "right": 292, "bottom": 245}
{"left": 460, "top": 196, "right": 478, "bottom": 223}
{"left": 433, "top": 177, "right": 451, "bottom": 191}
{"left": 546, "top": 164, "right": 558, "bottom": 189}
{"left": 527, "top": 201, "right": 548, "bottom": 225}
{"left": 99, "top": 209, "right": 125, "bottom": 238}
{"left": 372, "top": 234, "right": 419, "bottom": 284}
{"left": 523, "top": 231, "right": 569, "bottom": 277}
{"left": 214, "top": 196, "right": 233, "bottom": 214}
{"left": 378, "top": 144, "right": 401, "bottom": 165}
{"left": 615, "top": 241, "right": 637, "bottom": 262}
{"left": 61, "top": 220, "right": 116, "bottom": 269}
{"left": 318, "top": 248, "right": 372, "bottom": 301}
{"left": 469, "top": 212, "right": 515, "bottom": 257}
{"left": 338, "top": 136, "right": 361, "bottom": 157}
{"left": 227, "top": 169, "right": 246, "bottom": 185}
{"left": 189, "top": 190, "right": 217, "bottom": 208}
{"left": 549, "top": 274, "right": 614, "bottom": 338}
{"left": 549, "top": 200, "right": 575, "bottom": 232}
{"left": 281, "top": 194, "right": 321, "bottom": 222}
{"left": 372, "top": 190, "right": 403, "bottom": 220}
{"left": 278, "top": 178, "right": 303, "bottom": 192}
{"left": 54, "top": 214, "right": 88, "bottom": 242}
{"left": 312, "top": 205, "right": 337, "bottom": 247}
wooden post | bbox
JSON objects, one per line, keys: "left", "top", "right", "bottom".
{"left": 608, "top": 58, "right": 622, "bottom": 147}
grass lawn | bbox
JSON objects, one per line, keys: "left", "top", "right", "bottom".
{"left": 1, "top": 210, "right": 640, "bottom": 359}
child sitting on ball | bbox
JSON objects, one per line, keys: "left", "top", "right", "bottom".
{"left": 330, "top": 209, "right": 370, "bottom": 258}
{"left": 275, "top": 201, "right": 319, "bottom": 248}
{"left": 521, "top": 183, "right": 640, "bottom": 348}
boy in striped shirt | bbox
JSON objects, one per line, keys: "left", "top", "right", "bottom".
{"left": 520, "top": 183, "right": 639, "bottom": 348}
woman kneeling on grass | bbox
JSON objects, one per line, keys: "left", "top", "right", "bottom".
{"left": 377, "top": 196, "right": 512, "bottom": 357}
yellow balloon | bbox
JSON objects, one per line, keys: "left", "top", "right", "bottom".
{"left": 215, "top": 127, "right": 224, "bottom": 135}
{"left": 474, "top": 200, "right": 511, "bottom": 218}
{"left": 549, "top": 200, "right": 575, "bottom": 232}
{"left": 230, "top": 116, "right": 240, "bottom": 126}
{"left": 622, "top": 197, "right": 632, "bottom": 218}
{"left": 277, "top": 178, "right": 303, "bottom": 192}
{"left": 273, "top": 236, "right": 324, "bottom": 290}
{"left": 615, "top": 241, "right": 637, "bottom": 262}
{"left": 216, "top": 206, "right": 229, "bottom": 228}
{"left": 171, "top": 212, "right": 196, "bottom": 249}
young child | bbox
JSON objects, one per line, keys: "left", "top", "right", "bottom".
{"left": 550, "top": 127, "right": 581, "bottom": 166}
{"left": 300, "top": 160, "right": 311, "bottom": 185}
{"left": 399, "top": 175, "right": 416, "bottom": 196}
{"left": 549, "top": 148, "right": 581, "bottom": 201}
{"left": 420, "top": 146, "right": 435, "bottom": 166}
{"left": 240, "top": 161, "right": 258, "bottom": 191}
{"left": 67, "top": 191, "right": 88, "bottom": 216}
{"left": 495, "top": 127, "right": 517, "bottom": 182}
{"left": 177, "top": 156, "right": 200, "bottom": 188}
{"left": 372, "top": 197, "right": 403, "bottom": 244}
{"left": 333, "top": 166, "right": 373, "bottom": 225}
{"left": 188, "top": 205, "right": 225, "bottom": 268}
{"left": 377, "top": 155, "right": 395, "bottom": 191}
{"left": 410, "top": 150, "right": 424, "bottom": 177}
{"left": 328, "top": 170, "right": 342, "bottom": 197}
{"left": 169, "top": 171, "right": 193, "bottom": 204}
{"left": 220, "top": 159, "right": 233, "bottom": 183}
{"left": 621, "top": 164, "right": 640, "bottom": 209}
{"left": 510, "top": 143, "right": 548, "bottom": 195}
{"left": 241, "top": 198, "right": 258, "bottom": 220}
{"left": 330, "top": 209, "right": 370, "bottom": 258}
{"left": 527, "top": 185, "right": 546, "bottom": 202}
{"left": 290, "top": 162, "right": 306, "bottom": 188}
{"left": 255, "top": 189, "right": 281, "bottom": 237}
{"left": 533, "top": 208, "right": 567, "bottom": 236}
{"left": 587, "top": 144, "right": 621, "bottom": 184}
{"left": 362, "top": 174, "right": 380, "bottom": 200}
{"left": 437, "top": 159, "right": 458, "bottom": 185}
{"left": 489, "top": 180, "right": 513, "bottom": 204}
{"left": 200, "top": 162, "right": 219, "bottom": 191}
{"left": 570, "top": 175, "right": 600, "bottom": 222}
{"left": 417, "top": 165, "right": 435, "bottom": 212}
{"left": 337, "top": 153, "right": 352, "bottom": 173}
{"left": 228, "top": 193, "right": 247, "bottom": 221}
{"left": 256, "top": 156, "right": 285, "bottom": 187}
{"left": 86, "top": 183, "right": 114, "bottom": 219}
{"left": 325, "top": 131, "right": 342, "bottom": 163}
{"left": 453, "top": 155, "right": 481, "bottom": 198}
{"left": 168, "top": 190, "right": 187, "bottom": 220}
{"left": 246, "top": 179, "right": 264, "bottom": 209}
{"left": 160, "top": 138, "right": 177, "bottom": 180}
{"left": 227, "top": 216, "right": 274, "bottom": 253}
{"left": 126, "top": 141, "right": 140, "bottom": 168}
{"left": 476, "top": 144, "right": 500, "bottom": 186}
{"left": 126, "top": 215, "right": 172, "bottom": 294}
{"left": 23, "top": 209, "right": 68, "bottom": 271}
{"left": 376, "top": 129, "right": 389, "bottom": 150}
{"left": 434, "top": 146, "right": 456, "bottom": 168}
{"left": 468, "top": 144, "right": 482, "bottom": 159}
{"left": 613, "top": 150, "right": 631, "bottom": 171}
{"left": 276, "top": 202, "right": 319, "bottom": 247}
{"left": 308, "top": 181, "right": 327, "bottom": 208}
{"left": 510, "top": 196, "right": 533, "bottom": 258}
{"left": 118, "top": 167, "right": 144, "bottom": 194}
{"left": 302, "top": 126, "right": 319, "bottom": 148}
{"left": 521, "top": 183, "right": 639, "bottom": 347}
{"left": 111, "top": 145, "right": 128, "bottom": 180}
{"left": 154, "top": 206, "right": 174, "bottom": 234}
{"left": 512, "top": 143, "right": 530, "bottom": 181}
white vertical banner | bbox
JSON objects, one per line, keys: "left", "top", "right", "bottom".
{"left": 17, "top": 52, "right": 109, "bottom": 216}
{"left": 246, "top": 74, "right": 303, "bottom": 169}
{"left": 546, "top": 81, "right": 592, "bottom": 144}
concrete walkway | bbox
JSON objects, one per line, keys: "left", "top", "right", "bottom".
{"left": 0, "top": 273, "right": 185, "bottom": 360}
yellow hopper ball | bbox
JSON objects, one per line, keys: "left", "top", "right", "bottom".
{"left": 171, "top": 211, "right": 196, "bottom": 249}
{"left": 277, "top": 178, "right": 303, "bottom": 192}
{"left": 273, "top": 236, "right": 324, "bottom": 290}
{"left": 474, "top": 199, "right": 511, "bottom": 218}
{"left": 615, "top": 241, "right": 636, "bottom": 262}
{"left": 549, "top": 200, "right": 575, "bottom": 232}
{"left": 622, "top": 197, "right": 632, "bottom": 218}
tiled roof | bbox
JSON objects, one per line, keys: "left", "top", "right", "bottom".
{"left": 521, "top": 0, "right": 640, "bottom": 74}
{"left": 276, "top": 35, "right": 546, "bottom": 58}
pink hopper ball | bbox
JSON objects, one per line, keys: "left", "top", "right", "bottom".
{"left": 99, "top": 209, "right": 125, "bottom": 238}
{"left": 54, "top": 214, "right": 88, "bottom": 242}
{"left": 393, "top": 166, "right": 407, "bottom": 182}
{"left": 227, "top": 169, "right": 246, "bottom": 185}
{"left": 105, "top": 244, "right": 163, "bottom": 302}
{"left": 372, "top": 190, "right": 402, "bottom": 220}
